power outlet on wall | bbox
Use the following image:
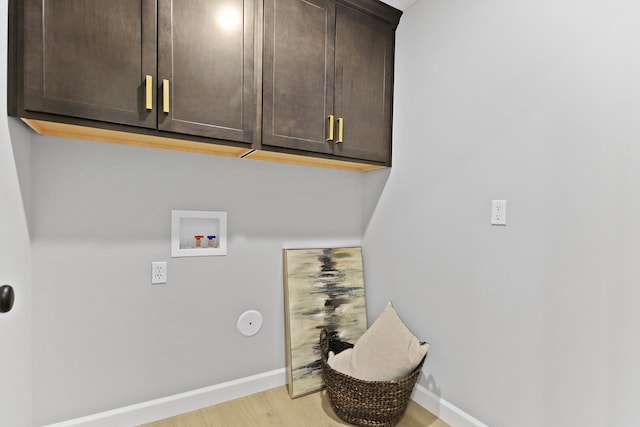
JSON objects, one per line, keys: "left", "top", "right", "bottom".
{"left": 491, "top": 200, "right": 507, "bottom": 225}
{"left": 151, "top": 261, "right": 167, "bottom": 284}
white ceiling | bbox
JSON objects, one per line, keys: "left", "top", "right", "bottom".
{"left": 381, "top": 0, "right": 416, "bottom": 11}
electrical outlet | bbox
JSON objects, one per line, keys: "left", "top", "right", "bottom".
{"left": 151, "top": 261, "right": 167, "bottom": 284}
{"left": 491, "top": 200, "right": 507, "bottom": 225}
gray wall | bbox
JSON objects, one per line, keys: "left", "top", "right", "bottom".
{"left": 0, "top": 122, "right": 32, "bottom": 427}
{"left": 23, "top": 1, "right": 640, "bottom": 426}
{"left": 30, "top": 137, "right": 367, "bottom": 424}
{"left": 363, "top": 1, "right": 640, "bottom": 426}
{"left": 0, "top": 0, "right": 33, "bottom": 420}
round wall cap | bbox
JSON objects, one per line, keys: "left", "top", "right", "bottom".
{"left": 237, "top": 310, "right": 263, "bottom": 337}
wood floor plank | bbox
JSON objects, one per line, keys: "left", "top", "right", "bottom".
{"left": 140, "top": 386, "right": 450, "bottom": 427}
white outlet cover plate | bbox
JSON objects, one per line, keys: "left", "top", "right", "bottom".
{"left": 237, "top": 310, "right": 263, "bottom": 337}
{"left": 151, "top": 261, "right": 167, "bottom": 284}
{"left": 491, "top": 200, "right": 507, "bottom": 225}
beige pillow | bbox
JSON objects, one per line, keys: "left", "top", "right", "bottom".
{"left": 327, "top": 349, "right": 355, "bottom": 375}
{"left": 328, "top": 302, "right": 429, "bottom": 381}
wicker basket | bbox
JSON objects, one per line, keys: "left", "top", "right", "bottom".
{"left": 320, "top": 329, "right": 426, "bottom": 427}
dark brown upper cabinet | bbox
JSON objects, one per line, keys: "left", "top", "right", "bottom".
{"left": 22, "top": 0, "right": 158, "bottom": 129}
{"left": 9, "top": 0, "right": 400, "bottom": 171}
{"left": 157, "top": 0, "right": 257, "bottom": 143}
{"left": 262, "top": 0, "right": 400, "bottom": 165}
{"left": 17, "top": 0, "right": 257, "bottom": 145}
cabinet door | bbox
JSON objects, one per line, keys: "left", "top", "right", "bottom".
{"left": 24, "top": 0, "right": 157, "bottom": 129}
{"left": 333, "top": 4, "right": 394, "bottom": 164}
{"left": 158, "top": 0, "right": 256, "bottom": 143}
{"left": 262, "top": 0, "right": 335, "bottom": 154}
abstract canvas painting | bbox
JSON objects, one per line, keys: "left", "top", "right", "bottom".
{"left": 283, "top": 247, "right": 367, "bottom": 398}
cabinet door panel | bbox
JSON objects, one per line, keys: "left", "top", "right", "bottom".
{"left": 262, "top": 0, "right": 334, "bottom": 154}
{"left": 158, "top": 0, "right": 256, "bottom": 143}
{"left": 24, "top": 0, "right": 157, "bottom": 128}
{"left": 334, "top": 4, "right": 393, "bottom": 164}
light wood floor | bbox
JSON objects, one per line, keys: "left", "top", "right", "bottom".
{"left": 141, "top": 386, "right": 450, "bottom": 427}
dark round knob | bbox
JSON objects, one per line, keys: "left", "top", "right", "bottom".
{"left": 0, "top": 285, "right": 15, "bottom": 313}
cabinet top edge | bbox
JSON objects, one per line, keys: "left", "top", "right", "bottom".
{"left": 336, "top": 0, "right": 403, "bottom": 28}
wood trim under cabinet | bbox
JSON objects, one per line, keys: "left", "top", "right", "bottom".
{"left": 244, "top": 149, "right": 384, "bottom": 172}
{"left": 23, "top": 119, "right": 251, "bottom": 158}
{"left": 22, "top": 119, "right": 386, "bottom": 172}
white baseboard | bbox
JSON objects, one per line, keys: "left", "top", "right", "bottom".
{"left": 411, "top": 384, "right": 489, "bottom": 427}
{"left": 42, "top": 368, "right": 288, "bottom": 427}
{"left": 43, "top": 368, "right": 487, "bottom": 427}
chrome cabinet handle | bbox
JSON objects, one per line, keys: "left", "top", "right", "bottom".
{"left": 0, "top": 285, "right": 15, "bottom": 313}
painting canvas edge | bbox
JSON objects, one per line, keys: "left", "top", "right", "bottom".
{"left": 283, "top": 248, "right": 294, "bottom": 398}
